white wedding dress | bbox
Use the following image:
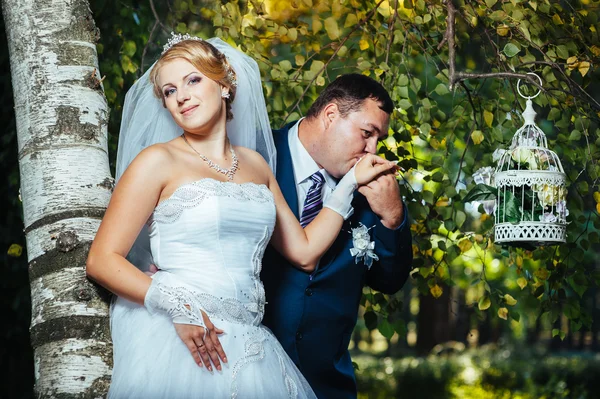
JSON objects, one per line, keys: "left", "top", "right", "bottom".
{"left": 109, "top": 178, "right": 316, "bottom": 398}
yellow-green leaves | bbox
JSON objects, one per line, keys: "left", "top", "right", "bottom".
{"left": 552, "top": 14, "right": 564, "bottom": 25}
{"left": 324, "top": 17, "right": 340, "bottom": 40}
{"left": 457, "top": 239, "right": 473, "bottom": 253}
{"left": 504, "top": 294, "right": 517, "bottom": 306}
{"left": 430, "top": 284, "right": 443, "bottom": 299}
{"left": 517, "top": 277, "right": 528, "bottom": 290}
{"left": 122, "top": 40, "right": 136, "bottom": 57}
{"left": 471, "top": 130, "right": 484, "bottom": 145}
{"left": 483, "top": 110, "right": 494, "bottom": 128}
{"left": 344, "top": 14, "right": 358, "bottom": 28}
{"left": 7, "top": 243, "right": 22, "bottom": 257}
{"left": 497, "top": 24, "right": 509, "bottom": 36}
{"left": 498, "top": 307, "right": 508, "bottom": 320}
{"left": 478, "top": 295, "right": 491, "bottom": 311}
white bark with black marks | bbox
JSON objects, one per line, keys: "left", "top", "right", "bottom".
{"left": 2, "top": 0, "right": 113, "bottom": 396}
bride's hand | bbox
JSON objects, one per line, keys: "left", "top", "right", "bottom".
{"left": 174, "top": 311, "right": 227, "bottom": 372}
{"left": 353, "top": 154, "right": 399, "bottom": 186}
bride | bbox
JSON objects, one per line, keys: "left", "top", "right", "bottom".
{"left": 86, "top": 34, "right": 397, "bottom": 398}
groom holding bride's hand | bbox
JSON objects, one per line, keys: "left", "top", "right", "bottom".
{"left": 261, "top": 73, "right": 413, "bottom": 398}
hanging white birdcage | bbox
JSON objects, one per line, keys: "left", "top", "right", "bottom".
{"left": 493, "top": 73, "right": 568, "bottom": 246}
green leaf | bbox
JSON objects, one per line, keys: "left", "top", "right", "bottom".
{"left": 503, "top": 43, "right": 520, "bottom": 57}
{"left": 310, "top": 60, "right": 325, "bottom": 73}
{"left": 431, "top": 171, "right": 444, "bottom": 182}
{"left": 378, "top": 318, "right": 395, "bottom": 339}
{"left": 510, "top": 311, "right": 520, "bottom": 322}
{"left": 463, "top": 184, "right": 498, "bottom": 203}
{"left": 279, "top": 60, "right": 292, "bottom": 72}
{"left": 569, "top": 130, "right": 581, "bottom": 141}
{"left": 496, "top": 190, "right": 520, "bottom": 223}
{"left": 485, "top": 0, "right": 497, "bottom": 7}
{"left": 547, "top": 108, "right": 561, "bottom": 121}
{"left": 397, "top": 99, "right": 412, "bottom": 109}
{"left": 123, "top": 40, "right": 136, "bottom": 57}
{"left": 434, "top": 83, "right": 449, "bottom": 95}
{"left": 456, "top": 211, "right": 466, "bottom": 228}
{"left": 569, "top": 274, "right": 589, "bottom": 298}
{"left": 364, "top": 311, "right": 378, "bottom": 330}
{"left": 556, "top": 45, "right": 569, "bottom": 59}
{"left": 393, "top": 319, "right": 407, "bottom": 337}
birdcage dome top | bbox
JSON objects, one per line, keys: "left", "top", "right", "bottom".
{"left": 494, "top": 98, "right": 566, "bottom": 188}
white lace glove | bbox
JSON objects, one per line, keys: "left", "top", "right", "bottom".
{"left": 144, "top": 278, "right": 206, "bottom": 328}
{"left": 323, "top": 163, "right": 358, "bottom": 220}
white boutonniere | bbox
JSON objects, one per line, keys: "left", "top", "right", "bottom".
{"left": 349, "top": 223, "right": 379, "bottom": 269}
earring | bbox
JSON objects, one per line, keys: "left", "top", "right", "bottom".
{"left": 222, "top": 92, "right": 230, "bottom": 99}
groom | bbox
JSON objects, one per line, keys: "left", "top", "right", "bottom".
{"left": 261, "top": 74, "right": 413, "bottom": 398}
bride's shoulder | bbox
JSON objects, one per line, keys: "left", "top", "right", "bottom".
{"left": 129, "top": 143, "right": 176, "bottom": 174}
{"left": 234, "top": 146, "right": 272, "bottom": 182}
{"left": 234, "top": 146, "right": 269, "bottom": 168}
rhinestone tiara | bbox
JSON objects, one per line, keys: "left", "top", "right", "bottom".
{"left": 161, "top": 32, "right": 237, "bottom": 87}
{"left": 162, "top": 32, "right": 203, "bottom": 54}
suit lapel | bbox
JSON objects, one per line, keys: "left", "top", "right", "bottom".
{"left": 273, "top": 123, "right": 300, "bottom": 220}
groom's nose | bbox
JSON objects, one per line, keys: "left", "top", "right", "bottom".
{"left": 365, "top": 136, "right": 378, "bottom": 154}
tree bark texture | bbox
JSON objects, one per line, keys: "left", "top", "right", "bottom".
{"left": 2, "top": 0, "right": 113, "bottom": 396}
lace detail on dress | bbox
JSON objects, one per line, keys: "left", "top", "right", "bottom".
{"left": 152, "top": 179, "right": 273, "bottom": 224}
{"left": 276, "top": 346, "right": 299, "bottom": 398}
{"left": 196, "top": 291, "right": 262, "bottom": 327}
{"left": 245, "top": 227, "right": 270, "bottom": 325}
{"left": 231, "top": 328, "right": 268, "bottom": 399}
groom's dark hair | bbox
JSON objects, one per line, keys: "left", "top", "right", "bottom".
{"left": 306, "top": 73, "right": 394, "bottom": 119}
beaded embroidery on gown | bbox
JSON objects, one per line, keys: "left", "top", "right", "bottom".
{"left": 109, "top": 179, "right": 316, "bottom": 398}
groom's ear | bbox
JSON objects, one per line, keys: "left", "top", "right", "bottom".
{"left": 321, "top": 102, "right": 340, "bottom": 130}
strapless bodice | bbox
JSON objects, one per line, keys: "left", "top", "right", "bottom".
{"left": 147, "top": 178, "right": 275, "bottom": 314}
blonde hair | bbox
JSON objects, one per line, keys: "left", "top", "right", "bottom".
{"left": 150, "top": 40, "right": 237, "bottom": 120}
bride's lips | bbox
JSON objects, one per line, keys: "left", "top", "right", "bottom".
{"left": 181, "top": 105, "right": 198, "bottom": 115}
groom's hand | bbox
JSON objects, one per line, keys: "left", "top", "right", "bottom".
{"left": 358, "top": 171, "right": 404, "bottom": 230}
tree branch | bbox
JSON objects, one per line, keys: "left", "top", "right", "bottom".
{"left": 444, "top": 0, "right": 540, "bottom": 91}
{"left": 149, "top": 0, "right": 171, "bottom": 34}
{"left": 140, "top": 20, "right": 159, "bottom": 76}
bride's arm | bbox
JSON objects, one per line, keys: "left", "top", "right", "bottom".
{"left": 266, "top": 154, "right": 398, "bottom": 272}
{"left": 86, "top": 145, "right": 170, "bottom": 303}
{"left": 87, "top": 145, "right": 228, "bottom": 371}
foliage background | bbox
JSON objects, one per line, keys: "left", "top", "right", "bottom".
{"left": 2, "top": 0, "right": 600, "bottom": 397}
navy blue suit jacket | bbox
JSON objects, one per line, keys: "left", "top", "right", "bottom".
{"left": 261, "top": 122, "right": 413, "bottom": 398}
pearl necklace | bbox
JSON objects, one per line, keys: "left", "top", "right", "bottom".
{"left": 181, "top": 134, "right": 239, "bottom": 181}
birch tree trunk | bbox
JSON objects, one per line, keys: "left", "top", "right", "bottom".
{"left": 2, "top": 0, "right": 113, "bottom": 396}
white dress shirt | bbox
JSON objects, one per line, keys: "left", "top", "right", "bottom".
{"left": 287, "top": 119, "right": 338, "bottom": 215}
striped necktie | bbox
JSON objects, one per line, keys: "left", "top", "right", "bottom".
{"left": 300, "top": 171, "right": 325, "bottom": 228}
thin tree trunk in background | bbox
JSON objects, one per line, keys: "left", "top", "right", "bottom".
{"left": 416, "top": 286, "right": 450, "bottom": 354}
{"left": 2, "top": 0, "right": 113, "bottom": 396}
